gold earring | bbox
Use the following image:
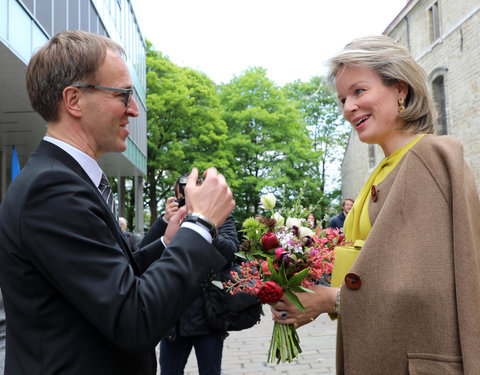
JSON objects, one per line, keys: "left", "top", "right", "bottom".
{"left": 398, "top": 98, "right": 405, "bottom": 113}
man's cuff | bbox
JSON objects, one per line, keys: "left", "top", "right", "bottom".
{"left": 181, "top": 222, "right": 213, "bottom": 244}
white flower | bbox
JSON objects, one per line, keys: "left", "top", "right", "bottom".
{"left": 272, "top": 212, "right": 285, "bottom": 226}
{"left": 298, "top": 226, "right": 314, "bottom": 238}
{"left": 285, "top": 217, "right": 301, "bottom": 229}
{"left": 260, "top": 193, "right": 276, "bottom": 210}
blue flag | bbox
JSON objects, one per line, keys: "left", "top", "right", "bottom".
{"left": 11, "top": 146, "right": 20, "bottom": 182}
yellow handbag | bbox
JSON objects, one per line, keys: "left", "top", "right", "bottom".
{"left": 331, "top": 240, "right": 363, "bottom": 288}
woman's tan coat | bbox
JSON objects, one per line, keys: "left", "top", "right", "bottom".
{"left": 337, "top": 135, "right": 480, "bottom": 374}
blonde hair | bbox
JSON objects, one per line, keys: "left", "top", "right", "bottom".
{"left": 26, "top": 30, "right": 125, "bottom": 122}
{"left": 328, "top": 35, "right": 436, "bottom": 134}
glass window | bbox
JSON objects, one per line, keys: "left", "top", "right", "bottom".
{"left": 36, "top": 0, "right": 52, "bottom": 36}
{"left": 68, "top": 0, "right": 79, "bottom": 30}
{"left": 432, "top": 75, "right": 447, "bottom": 135}
{"left": 0, "top": 0, "right": 7, "bottom": 39}
{"left": 54, "top": 0, "right": 67, "bottom": 34}
{"left": 428, "top": 2, "right": 440, "bottom": 42}
{"left": 9, "top": 0, "right": 31, "bottom": 61}
{"left": 89, "top": 2, "right": 97, "bottom": 33}
{"left": 32, "top": 22, "right": 48, "bottom": 54}
{"left": 368, "top": 145, "right": 376, "bottom": 169}
{"left": 98, "top": 19, "right": 107, "bottom": 36}
{"left": 20, "top": 0, "right": 34, "bottom": 14}
{"left": 80, "top": 0, "right": 88, "bottom": 31}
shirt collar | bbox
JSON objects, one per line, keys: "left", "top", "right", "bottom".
{"left": 43, "top": 136, "right": 104, "bottom": 187}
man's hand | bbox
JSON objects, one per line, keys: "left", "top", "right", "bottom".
{"left": 163, "top": 196, "right": 178, "bottom": 223}
{"left": 184, "top": 167, "right": 235, "bottom": 227}
{"left": 163, "top": 206, "right": 188, "bottom": 245}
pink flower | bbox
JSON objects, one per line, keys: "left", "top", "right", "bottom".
{"left": 275, "top": 248, "right": 286, "bottom": 260}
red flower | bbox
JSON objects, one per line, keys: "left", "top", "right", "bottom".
{"left": 257, "top": 281, "right": 283, "bottom": 304}
{"left": 262, "top": 232, "right": 279, "bottom": 250}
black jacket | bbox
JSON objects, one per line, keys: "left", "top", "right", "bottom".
{"left": 0, "top": 141, "right": 226, "bottom": 375}
{"left": 142, "top": 213, "right": 239, "bottom": 337}
{"left": 329, "top": 211, "right": 346, "bottom": 230}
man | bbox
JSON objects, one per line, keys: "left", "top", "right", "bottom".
{"left": 119, "top": 216, "right": 139, "bottom": 252}
{"left": 328, "top": 198, "right": 354, "bottom": 230}
{"left": 0, "top": 31, "right": 235, "bottom": 375}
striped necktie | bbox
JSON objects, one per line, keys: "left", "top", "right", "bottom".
{"left": 98, "top": 173, "right": 116, "bottom": 216}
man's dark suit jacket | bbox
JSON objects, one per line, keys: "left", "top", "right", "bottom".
{"left": 0, "top": 141, "right": 226, "bottom": 375}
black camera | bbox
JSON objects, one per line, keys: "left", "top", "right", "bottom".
{"left": 175, "top": 196, "right": 186, "bottom": 208}
{"left": 174, "top": 174, "right": 204, "bottom": 209}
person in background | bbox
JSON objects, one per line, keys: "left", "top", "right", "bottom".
{"left": 307, "top": 213, "right": 318, "bottom": 229}
{"left": 0, "top": 30, "right": 235, "bottom": 375}
{"left": 141, "top": 173, "right": 238, "bottom": 375}
{"left": 119, "top": 217, "right": 139, "bottom": 252}
{"left": 270, "top": 35, "right": 480, "bottom": 374}
{"left": 328, "top": 198, "right": 354, "bottom": 230}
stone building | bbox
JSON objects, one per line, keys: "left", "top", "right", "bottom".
{"left": 341, "top": 0, "right": 480, "bottom": 199}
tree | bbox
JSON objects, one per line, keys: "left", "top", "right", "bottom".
{"left": 145, "top": 42, "right": 230, "bottom": 223}
{"left": 283, "top": 76, "right": 349, "bottom": 225}
{"left": 218, "top": 67, "right": 320, "bottom": 222}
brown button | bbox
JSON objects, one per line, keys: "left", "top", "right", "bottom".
{"left": 371, "top": 185, "right": 378, "bottom": 202}
{"left": 345, "top": 272, "right": 362, "bottom": 290}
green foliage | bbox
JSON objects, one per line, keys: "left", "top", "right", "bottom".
{"left": 218, "top": 67, "right": 321, "bottom": 222}
{"left": 283, "top": 77, "right": 350, "bottom": 226}
{"left": 129, "top": 43, "right": 349, "bottom": 230}
{"left": 145, "top": 41, "right": 231, "bottom": 223}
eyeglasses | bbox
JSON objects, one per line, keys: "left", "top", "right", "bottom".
{"left": 73, "top": 84, "right": 133, "bottom": 107}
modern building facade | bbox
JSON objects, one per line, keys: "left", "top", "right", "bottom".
{"left": 341, "top": 0, "right": 480, "bottom": 199}
{"left": 0, "top": 0, "right": 147, "bottom": 231}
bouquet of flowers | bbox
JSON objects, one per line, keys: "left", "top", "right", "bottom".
{"left": 224, "top": 191, "right": 347, "bottom": 363}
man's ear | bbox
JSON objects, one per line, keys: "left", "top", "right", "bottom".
{"left": 62, "top": 86, "right": 83, "bottom": 118}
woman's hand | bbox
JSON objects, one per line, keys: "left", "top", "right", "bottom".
{"left": 270, "top": 285, "right": 338, "bottom": 328}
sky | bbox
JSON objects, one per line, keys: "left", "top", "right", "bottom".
{"left": 132, "top": 0, "right": 409, "bottom": 86}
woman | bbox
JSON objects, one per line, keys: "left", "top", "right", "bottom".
{"left": 307, "top": 213, "right": 318, "bottom": 229}
{"left": 271, "top": 35, "right": 480, "bottom": 374}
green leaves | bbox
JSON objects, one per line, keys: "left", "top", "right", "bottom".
{"left": 141, "top": 43, "right": 349, "bottom": 226}
{"left": 145, "top": 42, "right": 232, "bottom": 223}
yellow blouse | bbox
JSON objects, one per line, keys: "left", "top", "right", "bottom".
{"left": 343, "top": 135, "right": 424, "bottom": 243}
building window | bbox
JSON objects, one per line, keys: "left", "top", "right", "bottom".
{"left": 428, "top": 1, "right": 440, "bottom": 42}
{"left": 54, "top": 0, "right": 67, "bottom": 35}
{"left": 36, "top": 0, "right": 53, "bottom": 35}
{"left": 368, "top": 145, "right": 376, "bottom": 169}
{"left": 432, "top": 75, "right": 447, "bottom": 135}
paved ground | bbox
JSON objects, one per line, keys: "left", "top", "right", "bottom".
{"left": 159, "top": 312, "right": 337, "bottom": 374}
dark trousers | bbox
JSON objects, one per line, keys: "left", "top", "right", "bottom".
{"left": 159, "top": 333, "right": 226, "bottom": 375}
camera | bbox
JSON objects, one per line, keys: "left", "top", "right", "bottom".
{"left": 175, "top": 196, "right": 186, "bottom": 208}
{"left": 174, "top": 174, "right": 204, "bottom": 209}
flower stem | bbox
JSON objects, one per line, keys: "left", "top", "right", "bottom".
{"left": 267, "top": 322, "right": 301, "bottom": 364}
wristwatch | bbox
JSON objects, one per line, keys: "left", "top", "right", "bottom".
{"left": 182, "top": 212, "right": 218, "bottom": 240}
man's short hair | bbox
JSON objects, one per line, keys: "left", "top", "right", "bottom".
{"left": 26, "top": 30, "right": 125, "bottom": 122}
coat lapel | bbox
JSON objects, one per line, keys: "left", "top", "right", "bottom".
{"left": 35, "top": 141, "right": 140, "bottom": 274}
